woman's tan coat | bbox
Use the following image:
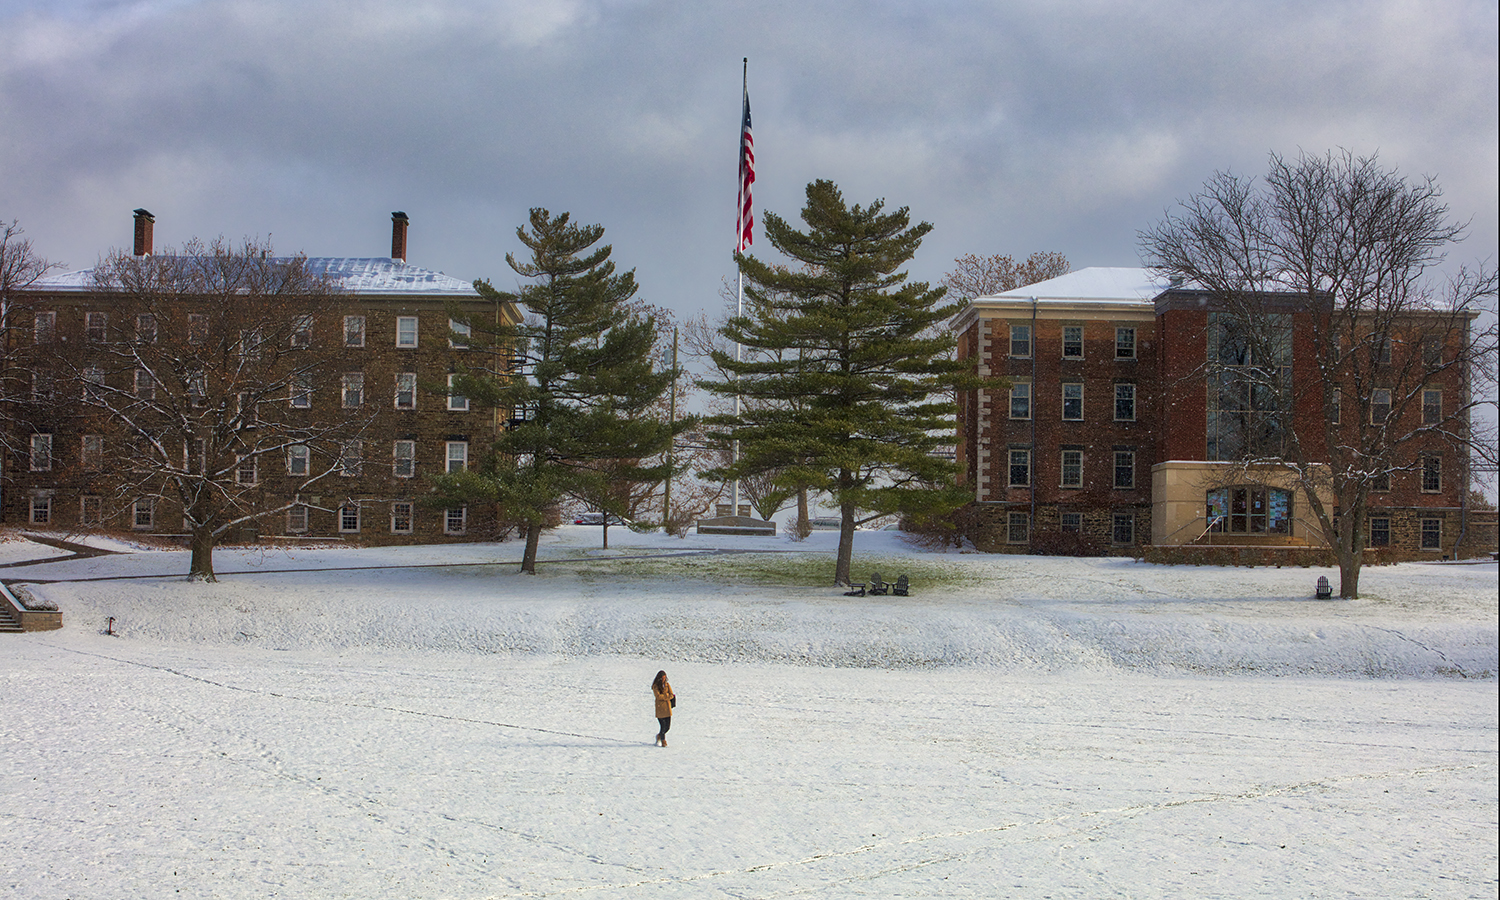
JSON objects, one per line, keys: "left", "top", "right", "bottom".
{"left": 653, "top": 682, "right": 675, "bottom": 718}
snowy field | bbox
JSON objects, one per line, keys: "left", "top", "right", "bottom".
{"left": 2, "top": 527, "right": 1496, "bottom": 899}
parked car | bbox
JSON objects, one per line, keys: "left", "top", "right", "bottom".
{"left": 806, "top": 516, "right": 844, "bottom": 531}
{"left": 574, "top": 512, "right": 627, "bottom": 525}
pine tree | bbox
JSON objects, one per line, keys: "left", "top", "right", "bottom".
{"left": 703, "top": 180, "right": 985, "bottom": 585}
{"left": 433, "top": 208, "right": 680, "bottom": 573}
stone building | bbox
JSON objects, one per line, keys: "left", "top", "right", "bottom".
{"left": 4, "top": 210, "right": 522, "bottom": 545}
{"left": 952, "top": 267, "right": 1484, "bottom": 557}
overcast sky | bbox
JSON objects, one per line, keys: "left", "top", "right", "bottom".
{"left": 3, "top": 0, "right": 1496, "bottom": 324}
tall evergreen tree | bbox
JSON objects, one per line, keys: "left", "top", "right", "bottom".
{"left": 703, "top": 180, "right": 985, "bottom": 585}
{"left": 433, "top": 208, "right": 680, "bottom": 573}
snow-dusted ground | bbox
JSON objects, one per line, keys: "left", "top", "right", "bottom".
{"left": 2, "top": 527, "right": 1495, "bottom": 898}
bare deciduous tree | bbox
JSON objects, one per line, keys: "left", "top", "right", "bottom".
{"left": 42, "top": 238, "right": 375, "bottom": 581}
{"left": 1141, "top": 149, "right": 1498, "bottom": 597}
{"left": 943, "top": 251, "right": 1070, "bottom": 301}
{"left": 1, "top": 218, "right": 63, "bottom": 458}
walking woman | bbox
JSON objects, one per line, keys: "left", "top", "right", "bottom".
{"left": 651, "top": 670, "right": 675, "bottom": 747}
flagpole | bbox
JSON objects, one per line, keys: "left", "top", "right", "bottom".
{"left": 732, "top": 57, "right": 747, "bottom": 519}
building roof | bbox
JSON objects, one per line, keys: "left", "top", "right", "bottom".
{"left": 979, "top": 266, "right": 1169, "bottom": 305}
{"left": 32, "top": 257, "right": 481, "bottom": 298}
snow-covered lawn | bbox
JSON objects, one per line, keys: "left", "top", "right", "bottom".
{"left": 2, "top": 528, "right": 1495, "bottom": 898}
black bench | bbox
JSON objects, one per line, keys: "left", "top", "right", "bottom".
{"left": 1315, "top": 576, "right": 1332, "bottom": 599}
{"left": 843, "top": 582, "right": 866, "bottom": 597}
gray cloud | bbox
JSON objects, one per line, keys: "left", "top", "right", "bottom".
{"left": 3, "top": 0, "right": 1495, "bottom": 314}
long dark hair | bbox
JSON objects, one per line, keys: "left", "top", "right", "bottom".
{"left": 652, "top": 670, "right": 668, "bottom": 691}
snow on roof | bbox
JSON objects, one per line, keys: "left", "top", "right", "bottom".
{"left": 979, "top": 266, "right": 1169, "bottom": 305}
{"left": 32, "top": 257, "right": 480, "bottom": 297}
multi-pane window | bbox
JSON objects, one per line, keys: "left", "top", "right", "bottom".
{"left": 287, "top": 444, "right": 310, "bottom": 476}
{"left": 339, "top": 504, "right": 361, "bottom": 533}
{"left": 1113, "top": 450, "right": 1135, "bottom": 489}
{"left": 1422, "top": 390, "right": 1442, "bottom": 426}
{"left": 395, "top": 373, "right": 417, "bottom": 409}
{"left": 1372, "top": 336, "right": 1392, "bottom": 365}
{"left": 1369, "top": 517, "right": 1391, "bottom": 547}
{"left": 83, "top": 367, "right": 105, "bottom": 403}
{"left": 80, "top": 496, "right": 102, "bottom": 527}
{"left": 1006, "top": 512, "right": 1029, "bottom": 544}
{"left": 396, "top": 316, "right": 419, "bottom": 348}
{"left": 235, "top": 455, "right": 257, "bottom": 485}
{"left": 1421, "top": 455, "right": 1441, "bottom": 493}
{"left": 1370, "top": 389, "right": 1391, "bottom": 424}
{"left": 392, "top": 502, "right": 415, "bottom": 534}
{"left": 393, "top": 440, "right": 416, "bottom": 477}
{"left": 290, "top": 375, "right": 312, "bottom": 409}
{"left": 447, "top": 374, "right": 469, "bottom": 411}
{"left": 30, "top": 433, "right": 52, "bottom": 471}
{"left": 1371, "top": 471, "right": 1391, "bottom": 493}
{"left": 1113, "top": 383, "right": 1136, "bottom": 421}
{"left": 1060, "top": 449, "right": 1083, "bottom": 488}
{"left": 134, "top": 369, "right": 155, "bottom": 400}
{"left": 238, "top": 328, "right": 263, "bottom": 362}
{"left": 1009, "top": 382, "right": 1030, "bottom": 419}
{"left": 446, "top": 441, "right": 468, "bottom": 474}
{"left": 30, "top": 495, "right": 51, "bottom": 525}
{"left": 449, "top": 319, "right": 472, "bottom": 349}
{"left": 34, "top": 311, "right": 56, "bottom": 343}
{"left": 1423, "top": 339, "right": 1442, "bottom": 368}
{"left": 1112, "top": 513, "right": 1135, "bottom": 545}
{"left": 445, "top": 507, "right": 467, "bottom": 535}
{"left": 339, "top": 440, "right": 362, "bottom": 477}
{"left": 342, "top": 373, "right": 364, "bottom": 409}
{"left": 188, "top": 314, "right": 209, "bottom": 345}
{"left": 86, "top": 311, "right": 108, "bottom": 342}
{"left": 188, "top": 371, "right": 207, "bottom": 407}
{"left": 31, "top": 372, "right": 53, "bottom": 402}
{"left": 133, "top": 497, "right": 154, "bottom": 530}
{"left": 1206, "top": 313, "right": 1291, "bottom": 460}
{"left": 1207, "top": 486, "right": 1291, "bottom": 534}
{"left": 344, "top": 315, "right": 366, "bottom": 347}
{"left": 82, "top": 434, "right": 104, "bottom": 471}
{"left": 1060, "top": 512, "right": 1082, "bottom": 533}
{"left": 1062, "top": 325, "right": 1083, "bottom": 358}
{"left": 1420, "top": 519, "right": 1442, "bottom": 550}
{"left": 1008, "top": 448, "right": 1031, "bottom": 487}
{"left": 1061, "top": 383, "right": 1083, "bottom": 421}
{"left": 136, "top": 314, "right": 157, "bottom": 343}
{"left": 1329, "top": 390, "right": 1341, "bottom": 425}
{"left": 1115, "top": 327, "right": 1136, "bottom": 359}
{"left": 287, "top": 504, "right": 309, "bottom": 533}
{"left": 1009, "top": 324, "right": 1031, "bottom": 358}
{"left": 290, "top": 316, "right": 313, "bottom": 348}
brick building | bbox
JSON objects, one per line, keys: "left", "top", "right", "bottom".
{"left": 5, "top": 210, "right": 522, "bottom": 545}
{"left": 952, "top": 267, "right": 1482, "bottom": 557}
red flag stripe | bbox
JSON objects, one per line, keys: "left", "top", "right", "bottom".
{"left": 737, "top": 88, "right": 754, "bottom": 253}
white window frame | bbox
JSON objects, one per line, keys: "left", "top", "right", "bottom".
{"left": 30, "top": 494, "right": 51, "bottom": 525}
{"left": 80, "top": 496, "right": 103, "bottom": 527}
{"left": 396, "top": 316, "right": 419, "bottom": 348}
{"left": 290, "top": 375, "right": 312, "bottom": 409}
{"left": 235, "top": 455, "right": 258, "bottom": 486}
{"left": 1113, "top": 450, "right": 1136, "bottom": 489}
{"left": 1114, "top": 383, "right": 1136, "bottom": 422}
{"left": 344, "top": 315, "right": 366, "bottom": 348}
{"left": 1370, "top": 389, "right": 1391, "bottom": 424}
{"left": 134, "top": 369, "right": 155, "bottom": 400}
{"left": 136, "top": 313, "right": 157, "bottom": 343}
{"left": 1422, "top": 389, "right": 1442, "bottom": 426}
{"left": 1061, "top": 383, "right": 1083, "bottom": 421}
{"left": 1420, "top": 518, "right": 1442, "bottom": 551}
{"left": 393, "top": 440, "right": 416, "bottom": 478}
{"left": 133, "top": 497, "right": 155, "bottom": 530}
{"left": 287, "top": 444, "right": 310, "bottom": 477}
{"left": 1112, "top": 512, "right": 1136, "bottom": 546}
{"left": 290, "top": 315, "right": 313, "bottom": 348}
{"left": 82, "top": 434, "right": 104, "bottom": 471}
{"left": 1060, "top": 449, "right": 1083, "bottom": 488}
{"left": 1007, "top": 447, "right": 1030, "bottom": 487}
{"left": 30, "top": 433, "right": 53, "bottom": 471}
{"left": 86, "top": 311, "right": 108, "bottom": 342}
{"left": 391, "top": 502, "right": 414, "bottom": 535}
{"left": 395, "top": 373, "right": 417, "bottom": 410}
{"left": 1115, "top": 327, "right": 1136, "bottom": 359}
{"left": 1009, "top": 382, "right": 1030, "bottom": 420}
{"left": 446, "top": 441, "right": 468, "bottom": 474}
{"left": 342, "top": 373, "right": 364, "bottom": 409}
{"left": 339, "top": 440, "right": 362, "bottom": 477}
{"left": 1421, "top": 454, "right": 1442, "bottom": 493}
{"left": 447, "top": 374, "right": 469, "bottom": 411}
{"left": 1009, "top": 324, "right": 1031, "bottom": 359}
{"left": 1006, "top": 512, "right": 1029, "bottom": 544}
{"left": 287, "top": 504, "right": 309, "bottom": 533}
{"left": 34, "top": 310, "right": 56, "bottom": 344}
{"left": 338, "top": 503, "right": 361, "bottom": 534}
{"left": 444, "top": 506, "right": 467, "bottom": 535}
{"left": 1062, "top": 325, "right": 1084, "bottom": 359}
{"left": 449, "top": 319, "right": 472, "bottom": 349}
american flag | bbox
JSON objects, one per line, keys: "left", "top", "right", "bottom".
{"left": 736, "top": 85, "right": 754, "bottom": 254}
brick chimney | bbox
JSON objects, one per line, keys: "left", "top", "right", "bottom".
{"left": 391, "top": 211, "right": 409, "bottom": 262}
{"left": 133, "top": 209, "right": 154, "bottom": 256}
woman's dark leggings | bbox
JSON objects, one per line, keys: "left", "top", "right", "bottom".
{"left": 657, "top": 717, "right": 671, "bottom": 738}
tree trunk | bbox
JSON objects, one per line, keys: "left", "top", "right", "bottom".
{"left": 522, "top": 522, "right": 542, "bottom": 574}
{"left": 1337, "top": 552, "right": 1361, "bottom": 599}
{"left": 601, "top": 520, "right": 610, "bottom": 550}
{"left": 188, "top": 527, "right": 217, "bottom": 582}
{"left": 835, "top": 496, "right": 856, "bottom": 586}
{"left": 796, "top": 488, "right": 811, "bottom": 539}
